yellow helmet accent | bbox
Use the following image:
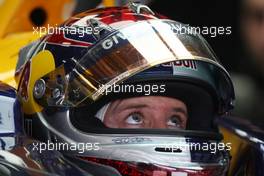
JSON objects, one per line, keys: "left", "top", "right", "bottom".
{"left": 20, "top": 50, "right": 55, "bottom": 114}
{"left": 0, "top": 32, "right": 40, "bottom": 88}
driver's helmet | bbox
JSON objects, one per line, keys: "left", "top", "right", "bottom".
{"left": 16, "top": 3, "right": 235, "bottom": 176}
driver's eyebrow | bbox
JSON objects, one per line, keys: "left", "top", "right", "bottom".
{"left": 172, "top": 107, "right": 188, "bottom": 117}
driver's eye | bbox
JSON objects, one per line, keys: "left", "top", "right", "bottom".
{"left": 125, "top": 113, "right": 143, "bottom": 125}
{"left": 167, "top": 115, "right": 182, "bottom": 128}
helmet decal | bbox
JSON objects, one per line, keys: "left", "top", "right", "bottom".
{"left": 18, "top": 61, "right": 31, "bottom": 101}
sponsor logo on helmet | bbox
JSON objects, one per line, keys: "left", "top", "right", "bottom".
{"left": 112, "top": 137, "right": 152, "bottom": 144}
{"left": 161, "top": 60, "right": 197, "bottom": 70}
{"left": 101, "top": 33, "right": 126, "bottom": 49}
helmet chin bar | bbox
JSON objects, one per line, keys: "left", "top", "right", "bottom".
{"left": 26, "top": 109, "right": 229, "bottom": 176}
{"left": 79, "top": 157, "right": 228, "bottom": 176}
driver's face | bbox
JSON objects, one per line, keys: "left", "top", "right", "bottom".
{"left": 103, "top": 96, "right": 188, "bottom": 129}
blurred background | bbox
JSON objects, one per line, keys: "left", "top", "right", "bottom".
{"left": 0, "top": 0, "right": 263, "bottom": 128}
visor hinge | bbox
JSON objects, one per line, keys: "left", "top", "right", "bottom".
{"left": 33, "top": 79, "right": 46, "bottom": 99}
{"left": 128, "top": 1, "right": 155, "bottom": 15}
{"left": 87, "top": 18, "right": 114, "bottom": 40}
